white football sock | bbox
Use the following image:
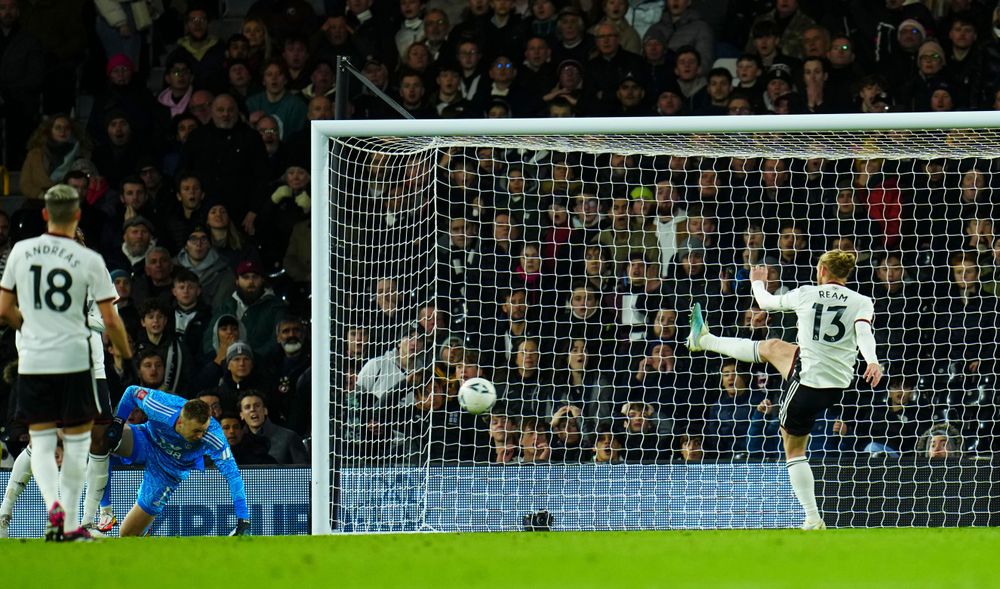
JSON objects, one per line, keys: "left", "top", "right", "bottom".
{"left": 29, "top": 429, "right": 60, "bottom": 511}
{"left": 60, "top": 431, "right": 91, "bottom": 532}
{"left": 701, "top": 333, "right": 760, "bottom": 363}
{"left": 81, "top": 453, "right": 110, "bottom": 527}
{"left": 0, "top": 446, "right": 32, "bottom": 517}
{"left": 787, "top": 456, "right": 820, "bottom": 520}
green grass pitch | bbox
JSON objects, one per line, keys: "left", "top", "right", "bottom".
{"left": 2, "top": 529, "right": 997, "bottom": 588}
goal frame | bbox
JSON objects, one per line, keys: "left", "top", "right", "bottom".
{"left": 309, "top": 111, "right": 1000, "bottom": 535}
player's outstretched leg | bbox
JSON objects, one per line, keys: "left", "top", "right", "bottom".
{"left": 82, "top": 424, "right": 113, "bottom": 536}
{"left": 60, "top": 429, "right": 93, "bottom": 541}
{"left": 783, "top": 430, "right": 825, "bottom": 530}
{"left": 29, "top": 426, "right": 63, "bottom": 541}
{"left": 119, "top": 503, "right": 156, "bottom": 537}
{"left": 0, "top": 446, "right": 32, "bottom": 538}
{"left": 687, "top": 303, "right": 762, "bottom": 362}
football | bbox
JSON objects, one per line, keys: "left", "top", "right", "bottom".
{"left": 457, "top": 377, "right": 497, "bottom": 415}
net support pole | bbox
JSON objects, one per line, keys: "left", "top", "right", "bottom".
{"left": 310, "top": 122, "right": 333, "bottom": 536}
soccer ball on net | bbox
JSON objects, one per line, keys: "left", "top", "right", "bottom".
{"left": 457, "top": 377, "right": 497, "bottom": 415}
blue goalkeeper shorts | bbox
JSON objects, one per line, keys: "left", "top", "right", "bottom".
{"left": 125, "top": 423, "right": 179, "bottom": 517}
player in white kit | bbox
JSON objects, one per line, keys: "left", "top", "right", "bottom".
{"left": 0, "top": 185, "right": 132, "bottom": 541}
{"left": 687, "top": 250, "right": 882, "bottom": 530}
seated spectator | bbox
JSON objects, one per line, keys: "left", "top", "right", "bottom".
{"left": 89, "top": 54, "right": 166, "bottom": 147}
{"left": 131, "top": 246, "right": 175, "bottom": 308}
{"left": 354, "top": 328, "right": 426, "bottom": 411}
{"left": 518, "top": 416, "right": 553, "bottom": 464}
{"left": 838, "top": 376, "right": 935, "bottom": 456}
{"left": 542, "top": 60, "right": 599, "bottom": 116}
{"left": 160, "top": 172, "right": 209, "bottom": 254}
{"left": 488, "top": 411, "right": 520, "bottom": 464}
{"left": 916, "top": 423, "right": 963, "bottom": 460}
{"left": 265, "top": 315, "right": 311, "bottom": 434}
{"left": 175, "top": 225, "right": 236, "bottom": 310}
{"left": 136, "top": 348, "right": 166, "bottom": 389}
{"left": 494, "top": 336, "right": 553, "bottom": 418}
{"left": 205, "top": 204, "right": 249, "bottom": 268}
{"left": 549, "top": 403, "right": 588, "bottom": 462}
{"left": 107, "top": 267, "right": 141, "bottom": 340}
{"left": 618, "top": 401, "right": 669, "bottom": 462}
{"left": 238, "top": 390, "right": 309, "bottom": 464}
{"left": 936, "top": 252, "right": 999, "bottom": 374}
{"left": 247, "top": 60, "right": 308, "bottom": 138}
{"left": 703, "top": 360, "right": 764, "bottom": 460}
{"left": 169, "top": 7, "right": 226, "bottom": 91}
{"left": 204, "top": 259, "right": 287, "bottom": 357}
{"left": 551, "top": 338, "right": 608, "bottom": 420}
{"left": 195, "top": 313, "right": 244, "bottom": 381}
{"left": 676, "top": 433, "right": 704, "bottom": 463}
{"left": 171, "top": 268, "right": 212, "bottom": 360}
{"left": 158, "top": 53, "right": 196, "bottom": 118}
{"left": 135, "top": 298, "right": 190, "bottom": 394}
{"left": 591, "top": 422, "right": 623, "bottom": 463}
{"left": 220, "top": 412, "right": 277, "bottom": 465}
{"left": 20, "top": 115, "right": 89, "bottom": 199}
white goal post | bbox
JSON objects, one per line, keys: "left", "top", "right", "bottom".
{"left": 310, "top": 112, "right": 1000, "bottom": 535}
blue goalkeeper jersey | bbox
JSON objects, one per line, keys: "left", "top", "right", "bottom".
{"left": 115, "top": 385, "right": 249, "bottom": 519}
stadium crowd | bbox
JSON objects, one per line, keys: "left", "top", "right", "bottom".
{"left": 0, "top": 0, "right": 997, "bottom": 468}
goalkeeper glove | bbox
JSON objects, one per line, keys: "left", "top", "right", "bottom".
{"left": 230, "top": 519, "right": 251, "bottom": 536}
{"left": 106, "top": 417, "right": 125, "bottom": 448}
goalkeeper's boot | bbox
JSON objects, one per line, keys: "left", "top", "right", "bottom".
{"left": 801, "top": 517, "right": 827, "bottom": 531}
{"left": 63, "top": 527, "right": 95, "bottom": 542}
{"left": 686, "top": 302, "right": 709, "bottom": 352}
{"left": 0, "top": 513, "right": 10, "bottom": 538}
{"left": 81, "top": 522, "right": 107, "bottom": 538}
{"left": 45, "top": 502, "right": 65, "bottom": 542}
{"left": 97, "top": 506, "right": 117, "bottom": 533}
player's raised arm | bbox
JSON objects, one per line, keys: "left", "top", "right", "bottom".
{"left": 749, "top": 265, "right": 795, "bottom": 312}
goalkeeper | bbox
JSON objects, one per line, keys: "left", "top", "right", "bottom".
{"left": 106, "top": 385, "right": 251, "bottom": 537}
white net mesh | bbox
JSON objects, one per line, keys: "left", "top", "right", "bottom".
{"left": 323, "top": 126, "right": 1000, "bottom": 532}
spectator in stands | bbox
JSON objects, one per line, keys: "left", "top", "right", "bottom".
{"left": 673, "top": 45, "right": 706, "bottom": 106}
{"left": 643, "top": 0, "right": 713, "bottom": 68}
{"left": 704, "top": 360, "right": 764, "bottom": 459}
{"left": 432, "top": 62, "right": 475, "bottom": 117}
{"left": 734, "top": 54, "right": 765, "bottom": 110}
{"left": 488, "top": 412, "right": 519, "bottom": 463}
{"left": 89, "top": 54, "right": 165, "bottom": 151}
{"left": 838, "top": 376, "right": 934, "bottom": 455}
{"left": 205, "top": 258, "right": 287, "bottom": 358}
{"left": 774, "top": 222, "right": 813, "bottom": 287}
{"left": 170, "top": 7, "right": 226, "bottom": 91}
{"left": 518, "top": 416, "right": 552, "bottom": 463}
{"left": 195, "top": 314, "right": 244, "bottom": 386}
{"left": 198, "top": 392, "right": 223, "bottom": 421}
{"left": 265, "top": 315, "right": 311, "bottom": 434}
{"left": 159, "top": 173, "right": 208, "bottom": 253}
{"left": 937, "top": 252, "right": 999, "bottom": 374}
{"left": 551, "top": 7, "right": 592, "bottom": 66}
{"left": 0, "top": 0, "right": 43, "bottom": 169}
{"left": 220, "top": 412, "right": 276, "bottom": 465}
{"left": 550, "top": 403, "right": 588, "bottom": 462}
{"left": 206, "top": 204, "right": 249, "bottom": 268}
{"left": 203, "top": 340, "right": 274, "bottom": 405}
{"left": 676, "top": 433, "right": 704, "bottom": 463}
{"left": 135, "top": 297, "right": 190, "bottom": 394}
{"left": 108, "top": 216, "right": 155, "bottom": 277}
{"left": 394, "top": 0, "right": 426, "bottom": 59}
{"left": 551, "top": 338, "right": 607, "bottom": 419}
{"left": 588, "top": 22, "right": 646, "bottom": 109}
{"left": 131, "top": 246, "right": 175, "bottom": 308}
{"left": 494, "top": 336, "right": 553, "bottom": 417}
{"left": 171, "top": 268, "right": 211, "bottom": 361}
{"left": 422, "top": 8, "right": 454, "bottom": 63}
{"left": 916, "top": 423, "right": 963, "bottom": 460}
{"left": 518, "top": 36, "right": 554, "bottom": 109}
{"left": 402, "top": 41, "right": 434, "bottom": 79}
{"left": 619, "top": 401, "right": 668, "bottom": 462}
{"left": 158, "top": 53, "right": 196, "bottom": 117}
{"left": 483, "top": 0, "right": 529, "bottom": 62}
{"left": 542, "top": 59, "right": 596, "bottom": 115}
{"left": 19, "top": 115, "right": 89, "bottom": 199}
{"left": 749, "top": 21, "right": 799, "bottom": 72}
{"left": 354, "top": 327, "right": 426, "bottom": 408}
{"left": 136, "top": 348, "right": 166, "bottom": 389}
{"left": 247, "top": 60, "right": 308, "bottom": 138}
{"left": 397, "top": 70, "right": 437, "bottom": 118}
{"left": 239, "top": 390, "right": 309, "bottom": 464}
{"left": 255, "top": 115, "right": 286, "bottom": 181}
{"left": 592, "top": 422, "right": 623, "bottom": 463}
{"left": 591, "top": 0, "right": 640, "bottom": 55}
{"left": 747, "top": 0, "right": 815, "bottom": 60}
{"left": 182, "top": 94, "right": 270, "bottom": 237}
{"left": 175, "top": 225, "right": 235, "bottom": 310}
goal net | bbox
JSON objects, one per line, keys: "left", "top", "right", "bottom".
{"left": 310, "top": 113, "right": 1000, "bottom": 534}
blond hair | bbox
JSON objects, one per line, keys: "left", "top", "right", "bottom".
{"left": 818, "top": 249, "right": 857, "bottom": 280}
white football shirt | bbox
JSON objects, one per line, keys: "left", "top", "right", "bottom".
{"left": 0, "top": 234, "right": 116, "bottom": 374}
{"left": 765, "top": 284, "right": 875, "bottom": 389}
